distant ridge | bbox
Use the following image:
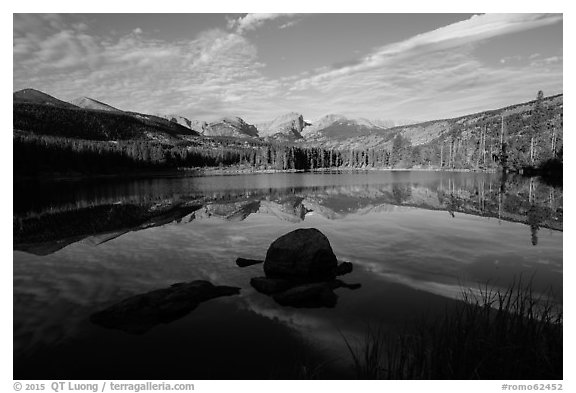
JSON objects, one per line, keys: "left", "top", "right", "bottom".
{"left": 157, "top": 114, "right": 207, "bottom": 134}
{"left": 301, "top": 114, "right": 347, "bottom": 137}
{"left": 70, "top": 97, "right": 122, "bottom": 112}
{"left": 301, "top": 115, "right": 414, "bottom": 139}
{"left": 204, "top": 116, "right": 259, "bottom": 138}
{"left": 257, "top": 112, "right": 307, "bottom": 141}
{"left": 14, "top": 88, "right": 79, "bottom": 109}
{"left": 301, "top": 114, "right": 390, "bottom": 141}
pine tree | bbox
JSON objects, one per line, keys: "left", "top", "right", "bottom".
{"left": 530, "top": 90, "right": 545, "bottom": 166}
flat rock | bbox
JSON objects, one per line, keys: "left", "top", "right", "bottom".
{"left": 90, "top": 280, "right": 240, "bottom": 334}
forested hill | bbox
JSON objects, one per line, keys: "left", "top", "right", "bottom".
{"left": 14, "top": 89, "right": 198, "bottom": 142}
{"left": 305, "top": 93, "right": 563, "bottom": 171}
{"left": 13, "top": 89, "right": 563, "bottom": 177}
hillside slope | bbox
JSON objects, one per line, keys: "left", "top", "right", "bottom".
{"left": 14, "top": 89, "right": 199, "bottom": 142}
{"left": 305, "top": 95, "right": 563, "bottom": 151}
{"left": 14, "top": 88, "right": 79, "bottom": 109}
{"left": 70, "top": 97, "right": 122, "bottom": 112}
{"left": 304, "top": 94, "right": 563, "bottom": 171}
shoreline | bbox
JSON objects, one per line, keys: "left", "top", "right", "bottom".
{"left": 14, "top": 165, "right": 505, "bottom": 182}
{"left": 182, "top": 165, "right": 499, "bottom": 176}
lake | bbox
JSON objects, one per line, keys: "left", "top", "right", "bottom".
{"left": 13, "top": 170, "right": 563, "bottom": 379}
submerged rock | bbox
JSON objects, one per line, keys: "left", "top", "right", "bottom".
{"left": 251, "top": 276, "right": 361, "bottom": 305}
{"left": 90, "top": 280, "right": 240, "bottom": 334}
{"left": 250, "top": 277, "right": 296, "bottom": 295}
{"left": 273, "top": 282, "right": 338, "bottom": 308}
{"left": 330, "top": 279, "right": 362, "bottom": 291}
{"left": 264, "top": 228, "right": 338, "bottom": 280}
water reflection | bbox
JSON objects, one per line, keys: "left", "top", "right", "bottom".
{"left": 13, "top": 171, "right": 562, "bottom": 379}
{"left": 14, "top": 172, "right": 563, "bottom": 255}
{"left": 249, "top": 271, "right": 361, "bottom": 309}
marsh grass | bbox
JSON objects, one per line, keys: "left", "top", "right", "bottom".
{"left": 267, "top": 345, "right": 338, "bottom": 380}
{"left": 343, "top": 278, "right": 562, "bottom": 379}
{"left": 340, "top": 324, "right": 387, "bottom": 379}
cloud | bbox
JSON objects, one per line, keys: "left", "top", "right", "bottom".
{"left": 13, "top": 14, "right": 285, "bottom": 121}
{"left": 291, "top": 13, "right": 563, "bottom": 90}
{"left": 14, "top": 15, "right": 103, "bottom": 72}
{"left": 282, "top": 46, "right": 562, "bottom": 122}
{"left": 278, "top": 19, "right": 302, "bottom": 30}
{"left": 14, "top": 13, "right": 66, "bottom": 36}
{"left": 530, "top": 55, "right": 562, "bottom": 67}
{"left": 228, "top": 13, "right": 295, "bottom": 34}
{"left": 13, "top": 13, "right": 563, "bottom": 124}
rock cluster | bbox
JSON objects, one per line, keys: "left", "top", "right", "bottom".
{"left": 239, "top": 228, "right": 359, "bottom": 308}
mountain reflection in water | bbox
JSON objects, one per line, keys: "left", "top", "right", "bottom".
{"left": 13, "top": 172, "right": 562, "bottom": 255}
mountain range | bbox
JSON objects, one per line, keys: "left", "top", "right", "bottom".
{"left": 15, "top": 89, "right": 413, "bottom": 140}
{"left": 70, "top": 96, "right": 122, "bottom": 112}
{"left": 13, "top": 88, "right": 563, "bottom": 175}
{"left": 14, "top": 88, "right": 562, "bottom": 148}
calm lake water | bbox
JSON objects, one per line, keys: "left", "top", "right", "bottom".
{"left": 13, "top": 171, "right": 563, "bottom": 379}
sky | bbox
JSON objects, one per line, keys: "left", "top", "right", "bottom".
{"left": 13, "top": 13, "right": 563, "bottom": 124}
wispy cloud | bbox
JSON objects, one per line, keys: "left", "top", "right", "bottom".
{"left": 227, "top": 13, "right": 296, "bottom": 34}
{"left": 530, "top": 55, "right": 562, "bottom": 67}
{"left": 279, "top": 19, "right": 302, "bottom": 30}
{"left": 290, "top": 13, "right": 563, "bottom": 90}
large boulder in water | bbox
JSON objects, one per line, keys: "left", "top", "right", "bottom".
{"left": 263, "top": 228, "right": 338, "bottom": 280}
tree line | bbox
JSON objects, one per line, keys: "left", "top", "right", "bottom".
{"left": 13, "top": 133, "right": 389, "bottom": 175}
{"left": 13, "top": 91, "right": 562, "bottom": 176}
